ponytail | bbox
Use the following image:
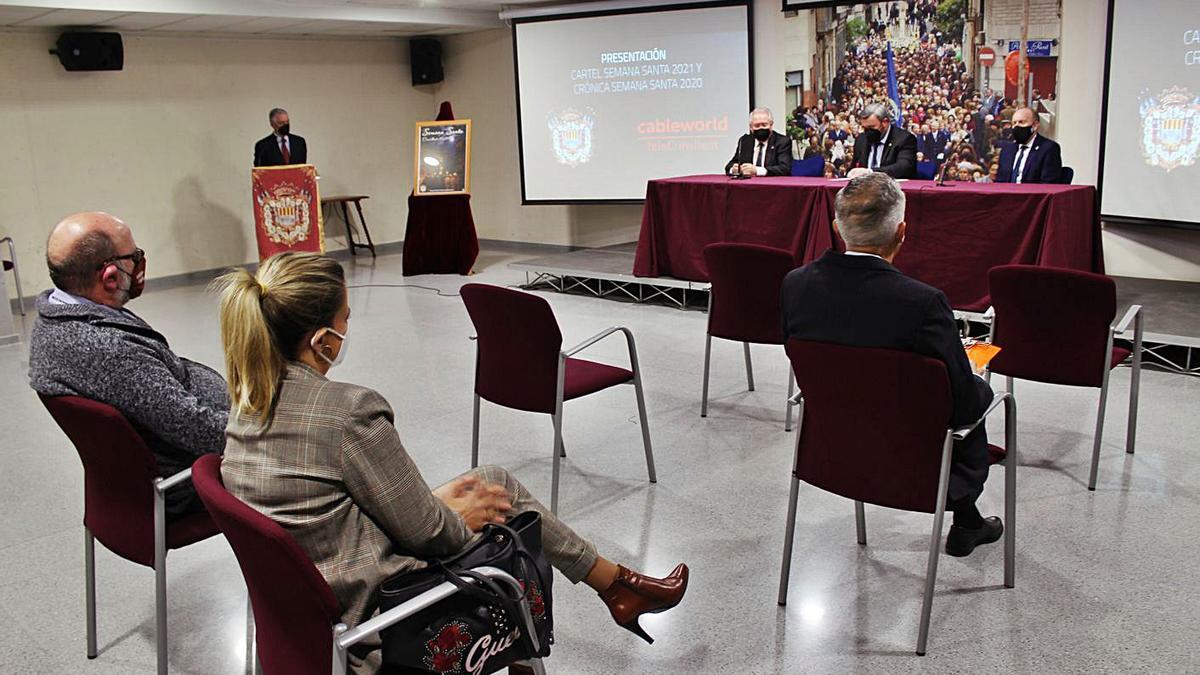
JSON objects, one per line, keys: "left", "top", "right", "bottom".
{"left": 214, "top": 252, "right": 346, "bottom": 422}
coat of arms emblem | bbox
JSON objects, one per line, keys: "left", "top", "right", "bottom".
{"left": 1137, "top": 86, "right": 1200, "bottom": 172}
{"left": 547, "top": 108, "right": 595, "bottom": 166}
{"left": 257, "top": 181, "right": 314, "bottom": 246}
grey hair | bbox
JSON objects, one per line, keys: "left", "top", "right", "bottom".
{"left": 46, "top": 229, "right": 117, "bottom": 294}
{"left": 268, "top": 107, "right": 288, "bottom": 122}
{"left": 749, "top": 107, "right": 773, "bottom": 122}
{"left": 859, "top": 102, "right": 892, "bottom": 122}
{"left": 834, "top": 173, "right": 906, "bottom": 248}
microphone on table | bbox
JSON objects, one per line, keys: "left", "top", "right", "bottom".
{"left": 935, "top": 157, "right": 951, "bottom": 187}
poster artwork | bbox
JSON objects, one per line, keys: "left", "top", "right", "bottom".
{"left": 414, "top": 120, "right": 472, "bottom": 195}
{"left": 251, "top": 164, "right": 323, "bottom": 261}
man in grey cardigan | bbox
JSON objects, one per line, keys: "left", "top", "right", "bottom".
{"left": 29, "top": 212, "right": 230, "bottom": 517}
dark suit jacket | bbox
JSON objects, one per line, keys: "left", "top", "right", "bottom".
{"left": 995, "top": 135, "right": 1062, "bottom": 184}
{"left": 851, "top": 126, "right": 918, "bottom": 178}
{"left": 725, "top": 130, "right": 793, "bottom": 177}
{"left": 780, "top": 250, "right": 993, "bottom": 503}
{"left": 254, "top": 133, "right": 308, "bottom": 167}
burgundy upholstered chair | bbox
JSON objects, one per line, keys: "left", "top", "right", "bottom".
{"left": 1, "top": 236, "right": 24, "bottom": 315}
{"left": 777, "top": 340, "right": 1015, "bottom": 656}
{"left": 461, "top": 283, "right": 655, "bottom": 514}
{"left": 700, "top": 243, "right": 798, "bottom": 430}
{"left": 987, "top": 265, "right": 1144, "bottom": 491}
{"left": 191, "top": 454, "right": 547, "bottom": 675}
{"left": 39, "top": 394, "right": 220, "bottom": 675}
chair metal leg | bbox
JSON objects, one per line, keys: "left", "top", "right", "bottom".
{"left": 245, "top": 597, "right": 257, "bottom": 675}
{"left": 854, "top": 501, "right": 866, "bottom": 545}
{"left": 916, "top": 431, "right": 954, "bottom": 656}
{"left": 550, "top": 411, "right": 564, "bottom": 515}
{"left": 1004, "top": 395, "right": 1017, "bottom": 589}
{"left": 784, "top": 370, "right": 795, "bottom": 432}
{"left": 1006, "top": 376, "right": 1014, "bottom": 394}
{"left": 777, "top": 477, "right": 801, "bottom": 605}
{"left": 1127, "top": 317, "right": 1143, "bottom": 455}
{"left": 743, "top": 342, "right": 755, "bottom": 391}
{"left": 700, "top": 333, "right": 712, "bottom": 417}
{"left": 559, "top": 440, "right": 566, "bottom": 458}
{"left": 525, "top": 658, "right": 548, "bottom": 675}
{"left": 471, "top": 394, "right": 481, "bottom": 469}
{"left": 1088, "top": 368, "right": 1112, "bottom": 491}
{"left": 84, "top": 527, "right": 97, "bottom": 659}
{"left": 154, "top": 484, "right": 168, "bottom": 675}
{"left": 3, "top": 238, "right": 23, "bottom": 316}
{"left": 623, "top": 331, "right": 657, "bottom": 484}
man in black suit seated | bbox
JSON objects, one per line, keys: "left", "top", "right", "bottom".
{"left": 849, "top": 103, "right": 917, "bottom": 179}
{"left": 995, "top": 107, "right": 1063, "bottom": 184}
{"left": 725, "top": 108, "right": 793, "bottom": 177}
{"left": 780, "top": 173, "right": 1002, "bottom": 557}
{"left": 253, "top": 107, "right": 308, "bottom": 167}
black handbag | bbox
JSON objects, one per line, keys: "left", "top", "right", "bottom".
{"left": 378, "top": 511, "right": 554, "bottom": 675}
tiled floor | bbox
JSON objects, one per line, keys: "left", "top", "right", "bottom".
{"left": 1, "top": 244, "right": 1197, "bottom": 674}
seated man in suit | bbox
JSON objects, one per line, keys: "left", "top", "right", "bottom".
{"left": 725, "top": 107, "right": 793, "bottom": 177}
{"left": 848, "top": 103, "right": 917, "bottom": 179}
{"left": 28, "top": 212, "right": 230, "bottom": 518}
{"left": 780, "top": 173, "right": 1002, "bottom": 557}
{"left": 995, "top": 107, "right": 1062, "bottom": 184}
{"left": 253, "top": 107, "right": 308, "bottom": 167}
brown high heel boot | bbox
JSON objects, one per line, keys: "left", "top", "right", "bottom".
{"left": 598, "top": 563, "right": 689, "bottom": 644}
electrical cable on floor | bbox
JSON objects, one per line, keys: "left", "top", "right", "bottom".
{"left": 345, "top": 283, "right": 460, "bottom": 297}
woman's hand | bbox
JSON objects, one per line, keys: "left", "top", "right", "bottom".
{"left": 433, "top": 475, "right": 512, "bottom": 531}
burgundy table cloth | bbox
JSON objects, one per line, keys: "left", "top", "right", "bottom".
{"left": 402, "top": 193, "right": 479, "bottom": 276}
{"left": 633, "top": 175, "right": 1104, "bottom": 311}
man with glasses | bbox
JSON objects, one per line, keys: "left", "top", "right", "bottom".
{"left": 28, "top": 212, "right": 229, "bottom": 517}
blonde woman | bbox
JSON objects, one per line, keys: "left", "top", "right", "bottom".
{"left": 215, "top": 252, "right": 688, "bottom": 673}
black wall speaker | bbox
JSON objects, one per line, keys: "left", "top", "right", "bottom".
{"left": 410, "top": 38, "right": 443, "bottom": 85}
{"left": 51, "top": 32, "right": 124, "bottom": 71}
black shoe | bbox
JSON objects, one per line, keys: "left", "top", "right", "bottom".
{"left": 945, "top": 517, "right": 1003, "bottom": 557}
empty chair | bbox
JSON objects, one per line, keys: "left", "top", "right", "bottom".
{"left": 190, "top": 454, "right": 546, "bottom": 675}
{"left": 461, "top": 283, "right": 655, "bottom": 514}
{"left": 39, "top": 394, "right": 220, "bottom": 675}
{"left": 791, "top": 154, "right": 826, "bottom": 177}
{"left": 987, "top": 265, "right": 1143, "bottom": 490}
{"left": 1, "top": 236, "right": 24, "bottom": 315}
{"left": 700, "top": 243, "right": 797, "bottom": 430}
{"left": 915, "top": 160, "right": 938, "bottom": 180}
{"left": 777, "top": 340, "right": 1015, "bottom": 656}
{"left": 1060, "top": 165, "right": 1074, "bottom": 184}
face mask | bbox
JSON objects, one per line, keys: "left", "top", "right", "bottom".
{"left": 752, "top": 128, "right": 771, "bottom": 142}
{"left": 311, "top": 327, "right": 347, "bottom": 368}
{"left": 114, "top": 256, "right": 146, "bottom": 300}
{"left": 864, "top": 128, "right": 883, "bottom": 145}
{"left": 277, "top": 123, "right": 290, "bottom": 136}
{"left": 1011, "top": 125, "right": 1033, "bottom": 144}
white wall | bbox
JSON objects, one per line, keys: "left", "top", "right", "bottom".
{"left": 0, "top": 30, "right": 430, "bottom": 298}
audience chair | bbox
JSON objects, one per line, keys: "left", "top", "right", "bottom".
{"left": 700, "top": 243, "right": 797, "bottom": 430}
{"left": 791, "top": 155, "right": 825, "bottom": 177}
{"left": 777, "top": 340, "right": 1015, "bottom": 656}
{"left": 1, "top": 236, "right": 24, "bottom": 315}
{"left": 915, "top": 160, "right": 938, "bottom": 181}
{"left": 987, "top": 265, "right": 1143, "bottom": 491}
{"left": 39, "top": 395, "right": 220, "bottom": 675}
{"left": 191, "top": 454, "right": 547, "bottom": 675}
{"left": 461, "top": 283, "right": 655, "bottom": 514}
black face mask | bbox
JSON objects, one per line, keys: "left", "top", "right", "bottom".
{"left": 277, "top": 123, "right": 290, "bottom": 136}
{"left": 752, "top": 128, "right": 771, "bottom": 142}
{"left": 1011, "top": 125, "right": 1033, "bottom": 144}
{"left": 864, "top": 128, "right": 883, "bottom": 145}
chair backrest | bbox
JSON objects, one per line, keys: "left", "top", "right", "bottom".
{"left": 704, "top": 243, "right": 796, "bottom": 344}
{"left": 791, "top": 155, "right": 825, "bottom": 177}
{"left": 785, "top": 340, "right": 953, "bottom": 514}
{"left": 915, "top": 160, "right": 938, "bottom": 180}
{"left": 461, "top": 283, "right": 564, "bottom": 414}
{"left": 191, "top": 454, "right": 342, "bottom": 675}
{"left": 1060, "top": 166, "right": 1074, "bottom": 185}
{"left": 39, "top": 394, "right": 162, "bottom": 567}
{"left": 988, "top": 265, "right": 1117, "bottom": 387}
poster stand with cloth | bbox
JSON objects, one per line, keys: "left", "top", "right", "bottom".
{"left": 403, "top": 101, "right": 479, "bottom": 276}
{"left": 251, "top": 164, "right": 324, "bottom": 261}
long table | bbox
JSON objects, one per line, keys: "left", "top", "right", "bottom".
{"left": 632, "top": 175, "right": 1104, "bottom": 311}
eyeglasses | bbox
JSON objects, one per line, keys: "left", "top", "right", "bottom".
{"left": 98, "top": 248, "right": 145, "bottom": 270}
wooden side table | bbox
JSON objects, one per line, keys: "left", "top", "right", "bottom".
{"left": 320, "top": 195, "right": 376, "bottom": 257}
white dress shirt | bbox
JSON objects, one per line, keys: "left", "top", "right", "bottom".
{"left": 1012, "top": 133, "right": 1036, "bottom": 183}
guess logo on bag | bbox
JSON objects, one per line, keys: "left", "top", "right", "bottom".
{"left": 423, "top": 621, "right": 473, "bottom": 674}
{"left": 464, "top": 628, "right": 520, "bottom": 675}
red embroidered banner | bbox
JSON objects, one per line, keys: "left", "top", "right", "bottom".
{"left": 251, "top": 164, "right": 323, "bottom": 261}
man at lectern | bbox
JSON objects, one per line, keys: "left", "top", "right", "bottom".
{"left": 253, "top": 107, "right": 308, "bottom": 167}
{"left": 725, "top": 108, "right": 793, "bottom": 177}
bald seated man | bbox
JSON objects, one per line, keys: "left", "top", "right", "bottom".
{"left": 995, "top": 107, "right": 1063, "bottom": 184}
{"left": 28, "top": 212, "right": 229, "bottom": 518}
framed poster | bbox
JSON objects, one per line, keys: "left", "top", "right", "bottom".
{"left": 251, "top": 164, "right": 324, "bottom": 261}
{"left": 414, "top": 119, "right": 472, "bottom": 195}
